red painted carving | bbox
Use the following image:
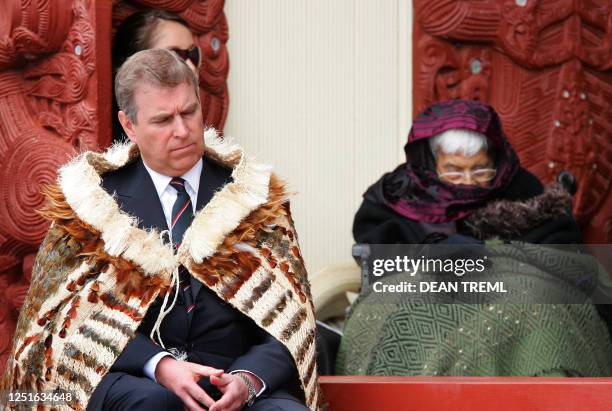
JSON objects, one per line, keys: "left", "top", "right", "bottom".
{"left": 113, "top": 0, "right": 230, "bottom": 130}
{"left": 0, "top": 0, "right": 106, "bottom": 373}
{"left": 414, "top": 0, "right": 612, "bottom": 242}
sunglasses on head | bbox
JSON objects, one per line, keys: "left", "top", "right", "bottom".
{"left": 170, "top": 45, "right": 201, "bottom": 68}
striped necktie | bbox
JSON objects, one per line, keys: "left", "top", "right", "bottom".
{"left": 169, "top": 177, "right": 196, "bottom": 314}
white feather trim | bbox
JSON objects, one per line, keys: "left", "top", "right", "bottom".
{"left": 56, "top": 128, "right": 273, "bottom": 275}
{"left": 103, "top": 140, "right": 134, "bottom": 166}
{"left": 179, "top": 154, "right": 272, "bottom": 264}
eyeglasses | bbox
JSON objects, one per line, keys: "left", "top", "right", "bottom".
{"left": 438, "top": 168, "right": 497, "bottom": 184}
{"left": 170, "top": 45, "right": 201, "bottom": 68}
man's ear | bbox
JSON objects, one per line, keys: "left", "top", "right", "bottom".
{"left": 118, "top": 111, "right": 137, "bottom": 143}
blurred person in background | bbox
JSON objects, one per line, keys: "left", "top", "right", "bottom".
{"left": 112, "top": 10, "right": 202, "bottom": 143}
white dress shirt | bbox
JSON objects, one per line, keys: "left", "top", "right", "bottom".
{"left": 142, "top": 159, "right": 202, "bottom": 231}
{"left": 141, "top": 159, "right": 201, "bottom": 381}
{"left": 140, "top": 159, "right": 265, "bottom": 396}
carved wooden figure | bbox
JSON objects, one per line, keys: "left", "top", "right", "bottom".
{"left": 413, "top": 0, "right": 612, "bottom": 243}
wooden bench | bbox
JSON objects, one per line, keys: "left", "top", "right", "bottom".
{"left": 319, "top": 376, "right": 612, "bottom": 410}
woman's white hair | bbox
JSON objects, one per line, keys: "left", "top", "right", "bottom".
{"left": 429, "top": 129, "right": 489, "bottom": 158}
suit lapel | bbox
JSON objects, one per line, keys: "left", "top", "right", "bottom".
{"left": 103, "top": 156, "right": 232, "bottom": 301}
{"left": 196, "top": 157, "right": 232, "bottom": 211}
{"left": 114, "top": 159, "right": 169, "bottom": 233}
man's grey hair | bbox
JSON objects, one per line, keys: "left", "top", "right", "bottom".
{"left": 429, "top": 129, "right": 489, "bottom": 158}
{"left": 115, "top": 48, "right": 200, "bottom": 123}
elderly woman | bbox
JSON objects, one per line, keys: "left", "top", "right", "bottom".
{"left": 353, "top": 99, "right": 582, "bottom": 245}
{"left": 338, "top": 99, "right": 612, "bottom": 378}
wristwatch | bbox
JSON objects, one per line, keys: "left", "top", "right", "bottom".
{"left": 236, "top": 373, "right": 257, "bottom": 407}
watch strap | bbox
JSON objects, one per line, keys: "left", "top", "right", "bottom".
{"left": 235, "top": 372, "right": 257, "bottom": 407}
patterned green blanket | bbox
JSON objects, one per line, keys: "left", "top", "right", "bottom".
{"left": 336, "top": 244, "right": 612, "bottom": 376}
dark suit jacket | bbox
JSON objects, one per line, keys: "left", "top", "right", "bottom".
{"left": 89, "top": 157, "right": 299, "bottom": 407}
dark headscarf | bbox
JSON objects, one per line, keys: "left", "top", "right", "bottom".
{"left": 374, "top": 99, "right": 520, "bottom": 223}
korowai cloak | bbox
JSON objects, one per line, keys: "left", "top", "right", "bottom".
{"left": 1, "top": 129, "right": 322, "bottom": 410}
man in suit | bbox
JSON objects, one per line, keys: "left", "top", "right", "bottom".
{"left": 84, "top": 49, "right": 315, "bottom": 411}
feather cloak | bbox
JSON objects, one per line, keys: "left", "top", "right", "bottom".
{"left": 1, "top": 129, "right": 321, "bottom": 410}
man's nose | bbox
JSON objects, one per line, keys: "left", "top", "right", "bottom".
{"left": 173, "top": 117, "right": 188, "bottom": 138}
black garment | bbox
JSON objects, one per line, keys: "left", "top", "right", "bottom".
{"left": 88, "top": 157, "right": 302, "bottom": 410}
{"left": 353, "top": 167, "right": 582, "bottom": 244}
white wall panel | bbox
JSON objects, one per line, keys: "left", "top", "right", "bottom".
{"left": 224, "top": 1, "right": 412, "bottom": 272}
